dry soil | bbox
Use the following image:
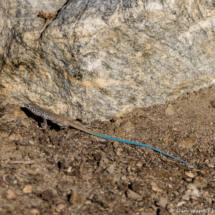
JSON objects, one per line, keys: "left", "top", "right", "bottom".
{"left": 1, "top": 85, "right": 215, "bottom": 215}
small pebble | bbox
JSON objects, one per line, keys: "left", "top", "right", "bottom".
{"left": 185, "top": 171, "right": 194, "bottom": 178}
{"left": 106, "top": 165, "right": 114, "bottom": 174}
{"left": 186, "top": 183, "right": 197, "bottom": 190}
{"left": 115, "top": 147, "right": 123, "bottom": 156}
{"left": 69, "top": 192, "right": 85, "bottom": 205}
{"left": 152, "top": 186, "right": 162, "bottom": 192}
{"left": 136, "top": 162, "right": 142, "bottom": 168}
{"left": 8, "top": 132, "right": 22, "bottom": 141}
{"left": 177, "top": 201, "right": 186, "bottom": 207}
{"left": 191, "top": 189, "right": 200, "bottom": 197}
{"left": 151, "top": 182, "right": 157, "bottom": 187}
{"left": 41, "top": 189, "right": 55, "bottom": 202}
{"left": 182, "top": 190, "right": 191, "bottom": 201}
{"left": 121, "top": 176, "right": 126, "bottom": 180}
{"left": 67, "top": 166, "right": 72, "bottom": 173}
{"left": 23, "top": 185, "right": 32, "bottom": 193}
{"left": 169, "top": 184, "right": 173, "bottom": 188}
{"left": 6, "top": 189, "right": 16, "bottom": 200}
{"left": 30, "top": 209, "right": 40, "bottom": 215}
{"left": 126, "top": 189, "right": 142, "bottom": 201}
{"left": 57, "top": 204, "right": 65, "bottom": 210}
{"left": 113, "top": 141, "right": 119, "bottom": 148}
{"left": 203, "top": 191, "right": 210, "bottom": 199}
{"left": 85, "top": 200, "right": 91, "bottom": 205}
{"left": 207, "top": 163, "right": 215, "bottom": 168}
{"left": 156, "top": 197, "right": 167, "bottom": 208}
{"left": 185, "top": 178, "right": 192, "bottom": 182}
{"left": 194, "top": 176, "right": 207, "bottom": 188}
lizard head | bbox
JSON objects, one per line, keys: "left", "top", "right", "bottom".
{"left": 24, "top": 103, "right": 40, "bottom": 112}
{"left": 25, "top": 103, "right": 45, "bottom": 117}
{"left": 25, "top": 103, "right": 35, "bottom": 109}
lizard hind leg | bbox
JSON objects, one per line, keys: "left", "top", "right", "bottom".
{"left": 60, "top": 126, "right": 69, "bottom": 129}
{"left": 58, "top": 123, "right": 69, "bottom": 129}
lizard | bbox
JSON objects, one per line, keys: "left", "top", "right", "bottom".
{"left": 24, "top": 103, "right": 198, "bottom": 168}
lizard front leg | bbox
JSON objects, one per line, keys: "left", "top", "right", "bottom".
{"left": 39, "top": 117, "right": 47, "bottom": 130}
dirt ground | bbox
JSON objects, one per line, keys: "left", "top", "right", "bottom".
{"left": 1, "top": 85, "right": 215, "bottom": 215}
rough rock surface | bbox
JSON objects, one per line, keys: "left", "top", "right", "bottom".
{"left": 1, "top": 0, "right": 215, "bottom": 121}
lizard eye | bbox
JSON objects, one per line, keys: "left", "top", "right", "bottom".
{"left": 25, "top": 104, "right": 30, "bottom": 108}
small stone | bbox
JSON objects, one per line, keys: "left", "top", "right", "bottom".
{"left": 151, "top": 182, "right": 157, "bottom": 187}
{"left": 19, "top": 178, "right": 24, "bottom": 183}
{"left": 23, "top": 185, "right": 32, "bottom": 193}
{"left": 194, "top": 176, "right": 207, "bottom": 188}
{"left": 185, "top": 178, "right": 192, "bottom": 182}
{"left": 85, "top": 200, "right": 91, "bottom": 205}
{"left": 207, "top": 163, "right": 215, "bottom": 168}
{"left": 8, "top": 132, "right": 22, "bottom": 141}
{"left": 121, "top": 176, "right": 126, "bottom": 180}
{"left": 106, "top": 165, "right": 114, "bottom": 174}
{"left": 67, "top": 166, "right": 72, "bottom": 173}
{"left": 185, "top": 171, "right": 194, "bottom": 178}
{"left": 20, "top": 119, "right": 31, "bottom": 128}
{"left": 191, "top": 189, "right": 200, "bottom": 197}
{"left": 126, "top": 165, "right": 131, "bottom": 173}
{"left": 69, "top": 192, "right": 85, "bottom": 205}
{"left": 190, "top": 196, "right": 199, "bottom": 201}
{"left": 152, "top": 186, "right": 162, "bottom": 192}
{"left": 165, "top": 104, "right": 175, "bottom": 115}
{"left": 136, "top": 162, "right": 142, "bottom": 168}
{"left": 6, "top": 189, "right": 16, "bottom": 200}
{"left": 177, "top": 201, "right": 186, "bottom": 207}
{"left": 41, "top": 189, "right": 54, "bottom": 202}
{"left": 203, "top": 191, "right": 210, "bottom": 199}
{"left": 30, "top": 209, "right": 40, "bottom": 215}
{"left": 113, "top": 141, "right": 119, "bottom": 148}
{"left": 182, "top": 190, "right": 191, "bottom": 201}
{"left": 57, "top": 204, "right": 65, "bottom": 210}
{"left": 126, "top": 189, "right": 142, "bottom": 201}
{"left": 186, "top": 183, "right": 199, "bottom": 197}
{"left": 156, "top": 197, "right": 167, "bottom": 208}
{"left": 186, "top": 183, "right": 197, "bottom": 190}
{"left": 28, "top": 140, "right": 35, "bottom": 145}
{"left": 115, "top": 147, "right": 123, "bottom": 156}
{"left": 140, "top": 188, "right": 150, "bottom": 198}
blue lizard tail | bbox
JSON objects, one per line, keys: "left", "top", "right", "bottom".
{"left": 87, "top": 131, "right": 197, "bottom": 168}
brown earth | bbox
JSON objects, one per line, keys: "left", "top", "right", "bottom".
{"left": 1, "top": 85, "right": 215, "bottom": 215}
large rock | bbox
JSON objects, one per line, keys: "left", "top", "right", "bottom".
{"left": 1, "top": 0, "right": 215, "bottom": 121}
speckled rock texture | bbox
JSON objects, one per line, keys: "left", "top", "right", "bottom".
{"left": 1, "top": 0, "right": 215, "bottom": 121}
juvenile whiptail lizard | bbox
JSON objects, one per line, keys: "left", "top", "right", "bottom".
{"left": 25, "top": 103, "right": 197, "bottom": 168}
